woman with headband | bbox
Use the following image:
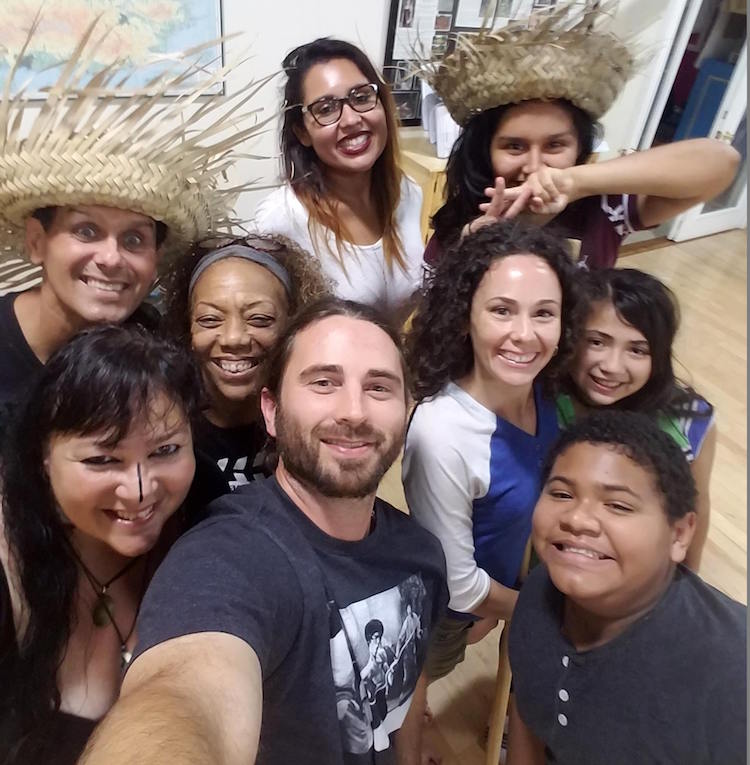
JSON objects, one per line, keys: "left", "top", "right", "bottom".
{"left": 0, "top": 325, "right": 200, "bottom": 764}
{"left": 164, "top": 235, "right": 330, "bottom": 492}
{"left": 416, "top": 5, "right": 739, "bottom": 268}
{"left": 254, "top": 38, "right": 424, "bottom": 321}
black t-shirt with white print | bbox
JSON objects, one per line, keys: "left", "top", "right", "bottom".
{"left": 133, "top": 477, "right": 448, "bottom": 764}
{"left": 193, "top": 415, "right": 269, "bottom": 491}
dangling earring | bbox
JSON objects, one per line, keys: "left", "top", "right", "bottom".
{"left": 289, "top": 159, "right": 296, "bottom": 180}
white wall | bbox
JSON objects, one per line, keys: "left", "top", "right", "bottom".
{"left": 220, "top": 0, "right": 392, "bottom": 220}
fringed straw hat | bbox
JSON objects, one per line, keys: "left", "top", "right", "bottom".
{"left": 0, "top": 17, "right": 272, "bottom": 282}
{"left": 415, "top": 1, "right": 634, "bottom": 127}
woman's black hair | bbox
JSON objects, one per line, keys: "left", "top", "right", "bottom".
{"left": 541, "top": 409, "right": 697, "bottom": 521}
{"left": 406, "top": 219, "right": 581, "bottom": 401}
{"left": 571, "top": 268, "right": 704, "bottom": 416}
{"left": 431, "top": 100, "right": 600, "bottom": 247}
{"left": 0, "top": 324, "right": 201, "bottom": 762}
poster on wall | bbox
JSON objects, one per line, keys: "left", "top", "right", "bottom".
{"left": 454, "top": 0, "right": 533, "bottom": 29}
{"left": 1, "top": 0, "right": 224, "bottom": 97}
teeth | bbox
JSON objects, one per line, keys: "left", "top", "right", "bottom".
{"left": 499, "top": 351, "right": 537, "bottom": 364}
{"left": 84, "top": 277, "right": 126, "bottom": 292}
{"left": 114, "top": 505, "right": 154, "bottom": 522}
{"left": 561, "top": 544, "right": 606, "bottom": 560}
{"left": 340, "top": 134, "right": 368, "bottom": 150}
{"left": 215, "top": 359, "right": 257, "bottom": 374}
{"left": 592, "top": 376, "right": 621, "bottom": 389}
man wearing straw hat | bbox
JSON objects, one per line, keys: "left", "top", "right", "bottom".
{"left": 0, "top": 21, "right": 262, "bottom": 425}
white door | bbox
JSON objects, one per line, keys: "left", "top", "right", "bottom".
{"left": 668, "top": 42, "right": 747, "bottom": 241}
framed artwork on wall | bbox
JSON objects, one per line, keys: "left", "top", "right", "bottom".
{"left": 1, "top": 0, "right": 225, "bottom": 97}
{"left": 382, "top": 0, "right": 546, "bottom": 124}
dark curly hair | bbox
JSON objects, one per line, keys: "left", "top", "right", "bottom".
{"left": 406, "top": 220, "right": 581, "bottom": 401}
{"left": 570, "top": 268, "right": 707, "bottom": 417}
{"left": 161, "top": 233, "right": 331, "bottom": 347}
{"left": 0, "top": 325, "right": 201, "bottom": 763}
{"left": 542, "top": 410, "right": 697, "bottom": 521}
{"left": 431, "top": 100, "right": 601, "bottom": 248}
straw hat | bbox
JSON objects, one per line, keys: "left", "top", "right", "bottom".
{"left": 0, "top": 18, "right": 270, "bottom": 279}
{"left": 415, "top": 1, "right": 634, "bottom": 127}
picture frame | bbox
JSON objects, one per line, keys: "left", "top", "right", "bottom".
{"left": 393, "top": 91, "right": 421, "bottom": 121}
{"left": 2, "top": 0, "right": 225, "bottom": 98}
{"left": 383, "top": 0, "right": 548, "bottom": 124}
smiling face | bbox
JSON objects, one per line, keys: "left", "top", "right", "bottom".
{"left": 45, "top": 393, "right": 196, "bottom": 558}
{"left": 490, "top": 100, "right": 580, "bottom": 186}
{"left": 533, "top": 442, "right": 694, "bottom": 619}
{"left": 261, "top": 315, "right": 407, "bottom": 498}
{"left": 573, "top": 300, "right": 652, "bottom": 406}
{"left": 190, "top": 257, "right": 289, "bottom": 422}
{"left": 467, "top": 253, "right": 562, "bottom": 389}
{"left": 296, "top": 58, "right": 388, "bottom": 178}
{"left": 26, "top": 205, "right": 160, "bottom": 327}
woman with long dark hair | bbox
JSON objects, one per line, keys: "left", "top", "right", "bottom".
{"left": 419, "top": 6, "right": 739, "bottom": 268}
{"left": 0, "top": 325, "right": 201, "bottom": 764}
{"left": 403, "top": 220, "right": 580, "bottom": 680}
{"left": 254, "top": 38, "right": 424, "bottom": 319}
{"left": 163, "top": 234, "right": 330, "bottom": 491}
{"left": 558, "top": 267, "right": 715, "bottom": 570}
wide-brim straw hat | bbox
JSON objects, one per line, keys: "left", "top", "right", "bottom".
{"left": 415, "top": 1, "right": 634, "bottom": 127}
{"left": 0, "top": 17, "right": 272, "bottom": 285}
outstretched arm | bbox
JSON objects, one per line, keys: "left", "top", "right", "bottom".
{"left": 79, "top": 632, "right": 262, "bottom": 765}
{"left": 501, "top": 138, "right": 740, "bottom": 225}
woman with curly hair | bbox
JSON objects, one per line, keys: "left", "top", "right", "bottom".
{"left": 254, "top": 38, "right": 424, "bottom": 319}
{"left": 163, "top": 234, "right": 330, "bottom": 491}
{"left": 0, "top": 325, "right": 200, "bottom": 764}
{"left": 558, "top": 268, "right": 715, "bottom": 571}
{"left": 402, "top": 221, "right": 579, "bottom": 680}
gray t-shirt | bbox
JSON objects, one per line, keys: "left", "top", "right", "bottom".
{"left": 134, "top": 477, "right": 448, "bottom": 764}
{"left": 509, "top": 564, "right": 746, "bottom": 764}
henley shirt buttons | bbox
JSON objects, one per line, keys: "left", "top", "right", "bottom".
{"left": 558, "top": 689, "right": 569, "bottom": 702}
{"left": 557, "top": 713, "right": 568, "bottom": 727}
{"left": 561, "top": 655, "right": 570, "bottom": 667}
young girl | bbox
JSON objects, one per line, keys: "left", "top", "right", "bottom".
{"left": 403, "top": 221, "right": 579, "bottom": 679}
{"left": 164, "top": 235, "right": 330, "bottom": 492}
{"left": 254, "top": 38, "right": 424, "bottom": 319}
{"left": 0, "top": 325, "right": 201, "bottom": 764}
{"left": 558, "top": 267, "right": 715, "bottom": 570}
{"left": 419, "top": 6, "right": 739, "bottom": 268}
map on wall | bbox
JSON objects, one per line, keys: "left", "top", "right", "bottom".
{"left": 0, "top": 0, "right": 224, "bottom": 96}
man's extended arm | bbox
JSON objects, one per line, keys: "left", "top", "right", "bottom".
{"left": 79, "top": 632, "right": 262, "bottom": 765}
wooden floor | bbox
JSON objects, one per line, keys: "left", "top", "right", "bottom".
{"left": 377, "top": 228, "right": 747, "bottom": 765}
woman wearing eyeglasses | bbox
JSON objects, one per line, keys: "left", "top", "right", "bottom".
{"left": 254, "top": 39, "right": 424, "bottom": 320}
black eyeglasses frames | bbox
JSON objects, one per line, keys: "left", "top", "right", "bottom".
{"left": 301, "top": 83, "right": 380, "bottom": 126}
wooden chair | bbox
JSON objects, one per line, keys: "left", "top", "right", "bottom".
{"left": 485, "top": 539, "right": 533, "bottom": 765}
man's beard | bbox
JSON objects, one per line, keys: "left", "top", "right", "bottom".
{"left": 274, "top": 404, "right": 403, "bottom": 499}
